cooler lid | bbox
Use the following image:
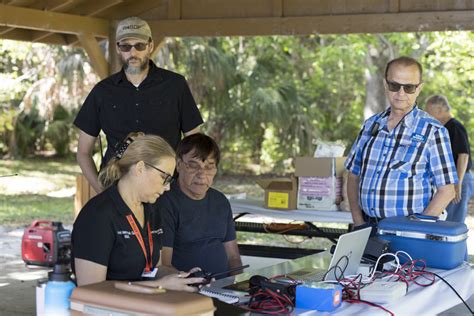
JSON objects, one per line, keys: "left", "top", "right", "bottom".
{"left": 378, "top": 214, "right": 468, "bottom": 237}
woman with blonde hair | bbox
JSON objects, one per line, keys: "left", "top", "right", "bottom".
{"left": 72, "top": 132, "right": 205, "bottom": 291}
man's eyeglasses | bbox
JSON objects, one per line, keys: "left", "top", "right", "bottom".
{"left": 181, "top": 160, "right": 217, "bottom": 175}
{"left": 386, "top": 80, "right": 421, "bottom": 94}
{"left": 117, "top": 42, "right": 149, "bottom": 52}
{"left": 144, "top": 162, "right": 174, "bottom": 185}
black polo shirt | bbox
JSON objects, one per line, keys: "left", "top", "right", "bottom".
{"left": 445, "top": 118, "right": 472, "bottom": 171}
{"left": 73, "top": 61, "right": 203, "bottom": 166}
{"left": 72, "top": 183, "right": 162, "bottom": 281}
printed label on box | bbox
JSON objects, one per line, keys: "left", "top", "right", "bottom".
{"left": 268, "top": 192, "right": 289, "bottom": 208}
{"left": 298, "top": 177, "right": 333, "bottom": 197}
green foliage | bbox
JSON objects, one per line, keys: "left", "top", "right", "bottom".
{"left": 45, "top": 105, "right": 73, "bottom": 156}
{"left": 45, "top": 121, "right": 70, "bottom": 156}
{"left": 157, "top": 32, "right": 474, "bottom": 174}
{"left": 1, "top": 32, "right": 473, "bottom": 168}
{"left": 14, "top": 107, "right": 45, "bottom": 157}
{"left": 0, "top": 39, "right": 96, "bottom": 157}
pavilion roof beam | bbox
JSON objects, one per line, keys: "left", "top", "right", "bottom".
{"left": 31, "top": 0, "right": 123, "bottom": 44}
{"left": 150, "top": 0, "right": 179, "bottom": 52}
{"left": 0, "top": 0, "right": 80, "bottom": 41}
{"left": 99, "top": 0, "right": 163, "bottom": 20}
{"left": 5, "top": 0, "right": 35, "bottom": 5}
{"left": 388, "top": 0, "right": 400, "bottom": 13}
{"left": 272, "top": 0, "right": 283, "bottom": 17}
{"left": 30, "top": 31, "right": 78, "bottom": 44}
{"left": 0, "top": 4, "right": 109, "bottom": 37}
{"left": 29, "top": 0, "right": 78, "bottom": 12}
{"left": 0, "top": 3, "right": 109, "bottom": 77}
{"left": 167, "top": 0, "right": 181, "bottom": 20}
{"left": 149, "top": 10, "right": 474, "bottom": 37}
{"left": 0, "top": 28, "right": 71, "bottom": 45}
{"left": 75, "top": 0, "right": 124, "bottom": 16}
{"left": 77, "top": 32, "right": 108, "bottom": 79}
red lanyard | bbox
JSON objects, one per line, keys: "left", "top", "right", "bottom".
{"left": 126, "top": 214, "right": 154, "bottom": 272}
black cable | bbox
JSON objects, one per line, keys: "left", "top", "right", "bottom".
{"left": 322, "top": 255, "right": 349, "bottom": 281}
{"left": 306, "top": 222, "right": 338, "bottom": 244}
{"left": 233, "top": 212, "right": 249, "bottom": 221}
{"left": 431, "top": 271, "right": 474, "bottom": 315}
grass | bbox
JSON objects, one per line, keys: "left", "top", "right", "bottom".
{"left": 0, "top": 194, "right": 73, "bottom": 225}
{"left": 0, "top": 157, "right": 335, "bottom": 252}
{"left": 0, "top": 156, "right": 79, "bottom": 226}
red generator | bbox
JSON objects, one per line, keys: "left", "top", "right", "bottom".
{"left": 21, "top": 220, "right": 71, "bottom": 267}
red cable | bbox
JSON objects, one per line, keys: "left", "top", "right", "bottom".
{"left": 345, "top": 299, "right": 395, "bottom": 316}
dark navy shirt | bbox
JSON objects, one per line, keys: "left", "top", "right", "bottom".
{"left": 158, "top": 182, "right": 236, "bottom": 277}
{"left": 444, "top": 118, "right": 472, "bottom": 172}
{"left": 72, "top": 183, "right": 163, "bottom": 281}
{"left": 73, "top": 61, "right": 203, "bottom": 166}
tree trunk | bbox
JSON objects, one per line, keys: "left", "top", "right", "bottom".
{"left": 6, "top": 115, "right": 18, "bottom": 158}
{"left": 363, "top": 35, "right": 396, "bottom": 119}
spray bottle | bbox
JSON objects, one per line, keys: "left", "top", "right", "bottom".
{"left": 44, "top": 263, "right": 76, "bottom": 315}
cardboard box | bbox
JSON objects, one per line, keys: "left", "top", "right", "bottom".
{"left": 294, "top": 157, "right": 346, "bottom": 210}
{"left": 256, "top": 177, "right": 297, "bottom": 210}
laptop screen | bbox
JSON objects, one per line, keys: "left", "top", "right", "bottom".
{"left": 324, "top": 226, "right": 372, "bottom": 281}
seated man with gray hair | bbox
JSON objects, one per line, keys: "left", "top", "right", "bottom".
{"left": 425, "top": 95, "right": 473, "bottom": 223}
{"left": 158, "top": 133, "right": 242, "bottom": 278}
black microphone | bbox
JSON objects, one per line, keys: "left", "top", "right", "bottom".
{"left": 371, "top": 122, "right": 380, "bottom": 137}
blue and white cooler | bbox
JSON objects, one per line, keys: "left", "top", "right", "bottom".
{"left": 377, "top": 214, "right": 468, "bottom": 269}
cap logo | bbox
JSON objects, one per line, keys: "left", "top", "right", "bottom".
{"left": 122, "top": 25, "right": 143, "bottom": 30}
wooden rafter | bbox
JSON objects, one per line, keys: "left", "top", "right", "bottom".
{"left": 0, "top": 28, "right": 71, "bottom": 45}
{"left": 0, "top": 4, "right": 108, "bottom": 37}
{"left": 149, "top": 10, "right": 474, "bottom": 37}
{"left": 77, "top": 32, "right": 108, "bottom": 79}
{"left": 30, "top": 0, "right": 123, "bottom": 45}
{"left": 77, "top": 0, "right": 124, "bottom": 16}
{"left": 167, "top": 0, "right": 181, "bottom": 20}
{"left": 29, "top": 0, "right": 77, "bottom": 12}
{"left": 99, "top": 0, "right": 163, "bottom": 20}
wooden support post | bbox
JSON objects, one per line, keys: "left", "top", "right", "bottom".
{"left": 77, "top": 32, "right": 109, "bottom": 80}
{"left": 74, "top": 174, "right": 97, "bottom": 219}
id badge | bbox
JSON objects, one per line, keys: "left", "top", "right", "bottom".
{"left": 141, "top": 268, "right": 158, "bottom": 278}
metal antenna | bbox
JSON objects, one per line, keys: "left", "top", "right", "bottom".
{"left": 0, "top": 173, "right": 19, "bottom": 178}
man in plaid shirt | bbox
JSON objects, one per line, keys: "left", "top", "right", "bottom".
{"left": 345, "top": 56, "right": 457, "bottom": 227}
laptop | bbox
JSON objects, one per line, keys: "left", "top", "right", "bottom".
{"left": 222, "top": 227, "right": 372, "bottom": 293}
{"left": 289, "top": 226, "right": 372, "bottom": 282}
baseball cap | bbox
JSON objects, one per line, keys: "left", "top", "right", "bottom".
{"left": 116, "top": 17, "right": 152, "bottom": 42}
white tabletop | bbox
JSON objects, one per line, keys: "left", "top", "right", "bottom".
{"left": 230, "top": 199, "right": 353, "bottom": 224}
{"left": 211, "top": 252, "right": 474, "bottom": 315}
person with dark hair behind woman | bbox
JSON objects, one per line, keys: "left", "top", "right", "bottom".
{"left": 72, "top": 132, "right": 206, "bottom": 290}
{"left": 158, "top": 133, "right": 242, "bottom": 278}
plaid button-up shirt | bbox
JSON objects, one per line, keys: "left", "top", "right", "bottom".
{"left": 345, "top": 105, "right": 458, "bottom": 218}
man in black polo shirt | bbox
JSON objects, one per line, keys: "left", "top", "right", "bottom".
{"left": 74, "top": 16, "right": 203, "bottom": 193}
{"left": 425, "top": 95, "right": 473, "bottom": 223}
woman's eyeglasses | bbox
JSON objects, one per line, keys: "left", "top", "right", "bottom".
{"left": 144, "top": 162, "right": 174, "bottom": 185}
{"left": 117, "top": 42, "right": 149, "bottom": 52}
{"left": 386, "top": 80, "right": 421, "bottom": 94}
